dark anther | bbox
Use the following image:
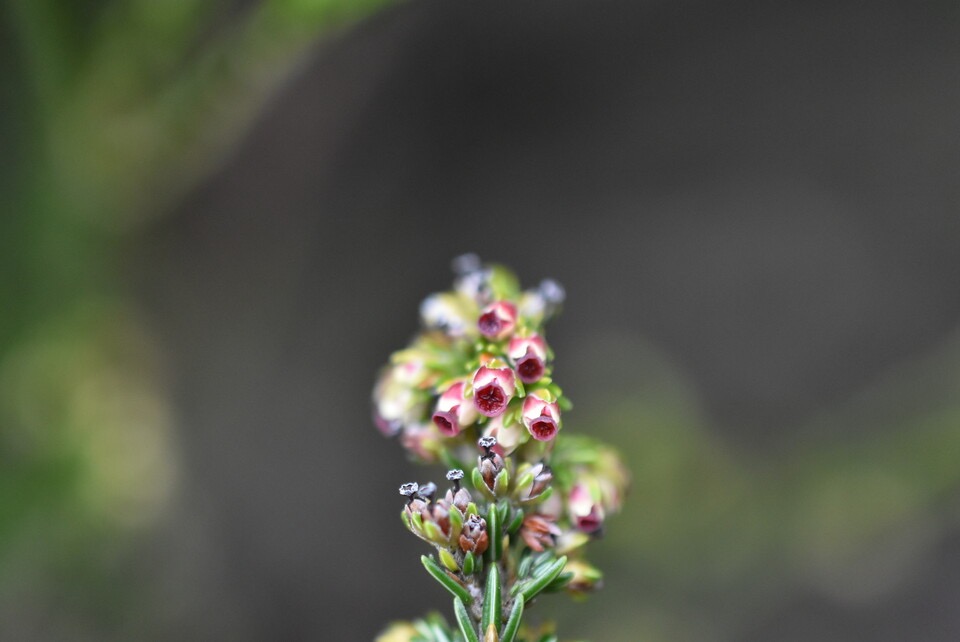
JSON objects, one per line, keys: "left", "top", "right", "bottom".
{"left": 399, "top": 482, "right": 419, "bottom": 505}
{"left": 416, "top": 481, "right": 438, "bottom": 504}
{"left": 446, "top": 469, "right": 464, "bottom": 491}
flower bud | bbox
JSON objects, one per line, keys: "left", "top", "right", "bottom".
{"left": 508, "top": 334, "right": 548, "bottom": 384}
{"left": 477, "top": 301, "right": 517, "bottom": 340}
{"left": 477, "top": 436, "right": 506, "bottom": 491}
{"left": 445, "top": 469, "right": 472, "bottom": 512}
{"left": 372, "top": 361, "right": 428, "bottom": 436}
{"left": 568, "top": 483, "right": 604, "bottom": 534}
{"left": 520, "top": 514, "right": 562, "bottom": 552}
{"left": 472, "top": 365, "right": 516, "bottom": 417}
{"left": 521, "top": 393, "right": 561, "bottom": 441}
{"left": 431, "top": 381, "right": 479, "bottom": 436}
{"left": 459, "top": 513, "right": 489, "bottom": 555}
{"left": 516, "top": 462, "right": 552, "bottom": 501}
{"left": 563, "top": 559, "right": 603, "bottom": 596}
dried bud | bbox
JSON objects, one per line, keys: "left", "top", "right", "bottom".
{"left": 520, "top": 514, "right": 562, "bottom": 552}
{"left": 472, "top": 365, "right": 516, "bottom": 418}
{"left": 526, "top": 462, "right": 553, "bottom": 500}
{"left": 521, "top": 393, "right": 561, "bottom": 441}
{"left": 508, "top": 334, "right": 548, "bottom": 384}
{"left": 416, "top": 482, "right": 438, "bottom": 504}
{"left": 477, "top": 437, "right": 505, "bottom": 491}
{"left": 459, "top": 514, "right": 489, "bottom": 555}
{"left": 477, "top": 301, "right": 518, "bottom": 340}
{"left": 432, "top": 381, "right": 478, "bottom": 436}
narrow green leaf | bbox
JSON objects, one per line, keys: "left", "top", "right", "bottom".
{"left": 497, "top": 500, "right": 510, "bottom": 525}
{"left": 454, "top": 597, "right": 480, "bottom": 642}
{"left": 506, "top": 509, "right": 524, "bottom": 534}
{"left": 481, "top": 564, "right": 501, "bottom": 633}
{"left": 421, "top": 555, "right": 472, "bottom": 603}
{"left": 486, "top": 503, "right": 501, "bottom": 562}
{"left": 518, "top": 556, "right": 567, "bottom": 602}
{"left": 544, "top": 571, "right": 574, "bottom": 592}
{"left": 517, "top": 553, "right": 534, "bottom": 579}
{"left": 500, "top": 595, "right": 524, "bottom": 642}
{"left": 463, "top": 551, "right": 476, "bottom": 576}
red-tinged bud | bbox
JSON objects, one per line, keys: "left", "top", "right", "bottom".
{"left": 520, "top": 514, "right": 562, "bottom": 552}
{"left": 568, "top": 483, "right": 604, "bottom": 534}
{"left": 508, "top": 334, "right": 548, "bottom": 384}
{"left": 459, "top": 513, "right": 489, "bottom": 555}
{"left": 527, "top": 462, "right": 553, "bottom": 500}
{"left": 431, "top": 381, "right": 478, "bottom": 436}
{"left": 522, "top": 393, "right": 561, "bottom": 441}
{"left": 477, "top": 301, "right": 517, "bottom": 340}
{"left": 472, "top": 366, "right": 515, "bottom": 417}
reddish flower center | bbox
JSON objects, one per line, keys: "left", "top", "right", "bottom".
{"left": 516, "top": 350, "right": 544, "bottom": 383}
{"left": 475, "top": 383, "right": 506, "bottom": 415}
{"left": 529, "top": 414, "right": 557, "bottom": 441}
{"left": 432, "top": 409, "right": 460, "bottom": 436}
{"left": 478, "top": 311, "right": 503, "bottom": 337}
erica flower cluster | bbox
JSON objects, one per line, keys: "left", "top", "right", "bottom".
{"left": 374, "top": 257, "right": 629, "bottom": 642}
{"left": 373, "top": 254, "right": 569, "bottom": 463}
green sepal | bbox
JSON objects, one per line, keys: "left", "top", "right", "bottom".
{"left": 449, "top": 506, "right": 465, "bottom": 540}
{"left": 481, "top": 564, "right": 501, "bottom": 633}
{"left": 558, "top": 396, "right": 573, "bottom": 412}
{"left": 421, "top": 555, "right": 472, "bottom": 604}
{"left": 486, "top": 503, "right": 501, "bottom": 562}
{"left": 514, "top": 376, "right": 526, "bottom": 398}
{"left": 506, "top": 509, "right": 524, "bottom": 534}
{"left": 463, "top": 551, "right": 476, "bottom": 576}
{"left": 512, "top": 470, "right": 534, "bottom": 498}
{"left": 493, "top": 468, "right": 509, "bottom": 497}
{"left": 424, "top": 520, "right": 447, "bottom": 544}
{"left": 500, "top": 595, "right": 524, "bottom": 642}
{"left": 465, "top": 502, "right": 480, "bottom": 518}
{"left": 411, "top": 510, "right": 425, "bottom": 531}
{"left": 439, "top": 548, "right": 459, "bottom": 572}
{"left": 516, "top": 556, "right": 567, "bottom": 602}
{"left": 454, "top": 597, "right": 480, "bottom": 642}
{"left": 472, "top": 468, "right": 495, "bottom": 500}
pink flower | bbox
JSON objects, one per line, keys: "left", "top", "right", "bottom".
{"left": 481, "top": 415, "right": 526, "bottom": 455}
{"left": 472, "top": 365, "right": 516, "bottom": 417}
{"left": 431, "top": 381, "right": 478, "bottom": 436}
{"left": 568, "top": 483, "right": 604, "bottom": 534}
{"left": 508, "top": 334, "right": 548, "bottom": 384}
{"left": 477, "top": 301, "right": 517, "bottom": 340}
{"left": 521, "top": 392, "right": 561, "bottom": 441}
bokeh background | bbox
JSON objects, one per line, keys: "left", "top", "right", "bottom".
{"left": 3, "top": 0, "right": 960, "bottom": 640}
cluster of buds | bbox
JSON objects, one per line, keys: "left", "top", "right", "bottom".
{"left": 375, "top": 258, "right": 629, "bottom": 642}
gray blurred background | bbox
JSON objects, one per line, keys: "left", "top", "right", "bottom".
{"left": 3, "top": 0, "right": 960, "bottom": 640}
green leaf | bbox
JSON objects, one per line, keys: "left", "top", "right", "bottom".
{"left": 421, "top": 555, "right": 472, "bottom": 603}
{"left": 463, "top": 551, "right": 476, "bottom": 576}
{"left": 486, "top": 503, "right": 501, "bottom": 562}
{"left": 454, "top": 597, "right": 480, "bottom": 642}
{"left": 517, "top": 556, "right": 567, "bottom": 602}
{"left": 517, "top": 553, "right": 534, "bottom": 579}
{"left": 500, "top": 595, "right": 524, "bottom": 642}
{"left": 544, "top": 571, "right": 574, "bottom": 592}
{"left": 497, "top": 500, "right": 510, "bottom": 524}
{"left": 506, "top": 509, "right": 524, "bottom": 534}
{"left": 481, "top": 564, "right": 501, "bottom": 633}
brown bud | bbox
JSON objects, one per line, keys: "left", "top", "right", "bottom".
{"left": 459, "top": 513, "right": 489, "bottom": 555}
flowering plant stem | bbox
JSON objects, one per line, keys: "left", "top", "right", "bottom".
{"left": 375, "top": 257, "right": 628, "bottom": 642}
